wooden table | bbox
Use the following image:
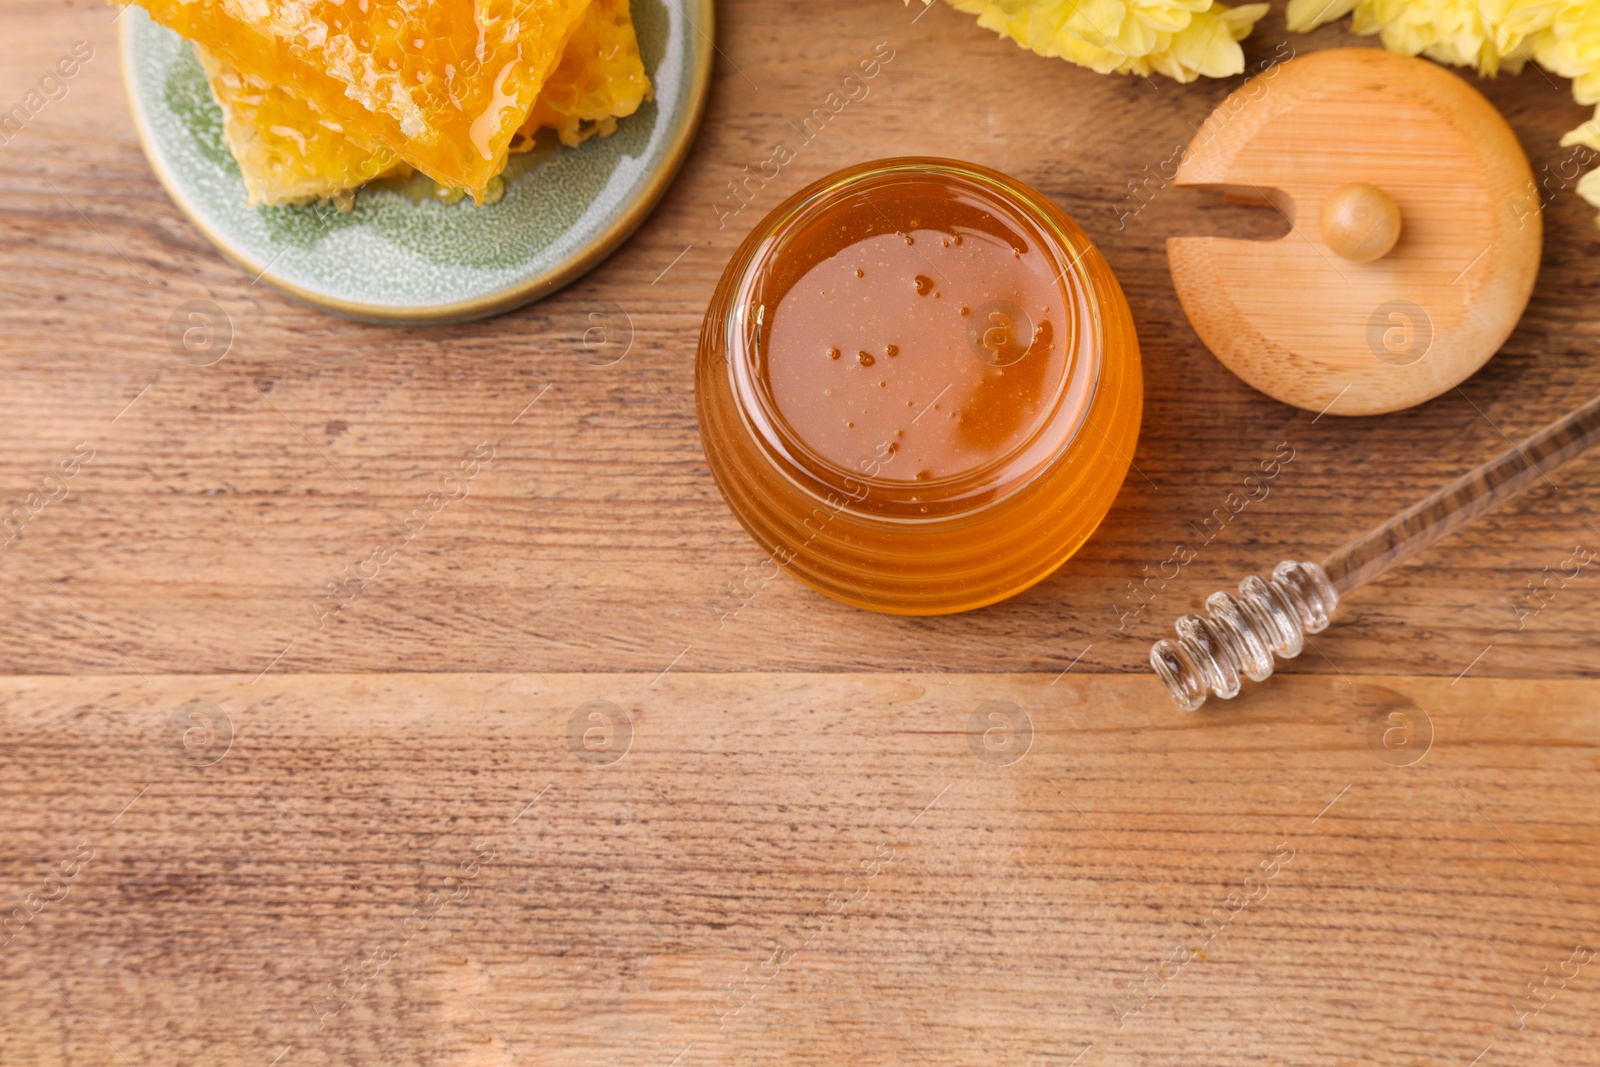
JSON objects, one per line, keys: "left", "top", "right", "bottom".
{"left": 3, "top": 2, "right": 1598, "bottom": 1064}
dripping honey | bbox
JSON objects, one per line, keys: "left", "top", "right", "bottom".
{"left": 697, "top": 158, "right": 1143, "bottom": 615}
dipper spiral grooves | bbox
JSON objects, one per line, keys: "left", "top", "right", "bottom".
{"left": 1148, "top": 393, "right": 1600, "bottom": 711}
{"left": 1150, "top": 560, "right": 1339, "bottom": 712}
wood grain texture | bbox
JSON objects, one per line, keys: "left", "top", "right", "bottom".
{"left": 3, "top": 6, "right": 1600, "bottom": 1060}
{"left": 1169, "top": 48, "right": 1542, "bottom": 416}
{"left": 2, "top": 2, "right": 1599, "bottom": 680}
{"left": 2, "top": 672, "right": 1598, "bottom": 1066}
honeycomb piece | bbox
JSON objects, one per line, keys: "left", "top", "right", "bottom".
{"left": 132, "top": 0, "right": 594, "bottom": 200}
{"left": 191, "top": 0, "right": 651, "bottom": 206}
{"left": 195, "top": 45, "right": 406, "bottom": 206}
{"left": 518, "top": 0, "right": 650, "bottom": 148}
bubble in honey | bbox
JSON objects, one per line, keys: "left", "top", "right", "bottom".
{"left": 759, "top": 177, "right": 1078, "bottom": 494}
{"left": 828, "top": 347, "right": 841, "bottom": 360}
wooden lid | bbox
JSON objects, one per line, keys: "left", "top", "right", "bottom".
{"left": 1167, "top": 48, "right": 1541, "bottom": 416}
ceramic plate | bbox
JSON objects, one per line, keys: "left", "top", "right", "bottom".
{"left": 119, "top": 1, "right": 712, "bottom": 324}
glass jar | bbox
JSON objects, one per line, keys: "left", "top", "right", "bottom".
{"left": 696, "top": 157, "right": 1142, "bottom": 615}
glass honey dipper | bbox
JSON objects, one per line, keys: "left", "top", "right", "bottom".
{"left": 1151, "top": 393, "right": 1600, "bottom": 710}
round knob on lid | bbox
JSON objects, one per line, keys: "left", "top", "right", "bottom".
{"left": 1320, "top": 182, "right": 1401, "bottom": 262}
{"left": 1166, "top": 49, "right": 1540, "bottom": 416}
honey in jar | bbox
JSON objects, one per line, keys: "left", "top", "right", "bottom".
{"left": 697, "top": 158, "right": 1142, "bottom": 615}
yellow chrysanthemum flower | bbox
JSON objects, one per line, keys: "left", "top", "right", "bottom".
{"left": 1290, "top": 0, "right": 1600, "bottom": 222}
{"left": 926, "top": 0, "right": 1600, "bottom": 221}
{"left": 1524, "top": 1, "right": 1600, "bottom": 106}
{"left": 918, "top": 0, "right": 1272, "bottom": 82}
{"left": 1525, "top": 1, "right": 1600, "bottom": 216}
{"left": 1288, "top": 0, "right": 1534, "bottom": 73}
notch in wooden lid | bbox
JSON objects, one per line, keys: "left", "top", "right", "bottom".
{"left": 1167, "top": 48, "right": 1540, "bottom": 417}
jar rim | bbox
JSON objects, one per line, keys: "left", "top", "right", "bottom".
{"left": 719, "top": 157, "right": 1107, "bottom": 525}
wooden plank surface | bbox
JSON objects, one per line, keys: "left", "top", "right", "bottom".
{"left": 4, "top": 0, "right": 1600, "bottom": 1063}
{"left": 3, "top": 672, "right": 1598, "bottom": 1066}
{"left": 1, "top": 1, "right": 1598, "bottom": 679}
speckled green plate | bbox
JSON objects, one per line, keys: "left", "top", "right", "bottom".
{"left": 120, "top": 1, "right": 711, "bottom": 324}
